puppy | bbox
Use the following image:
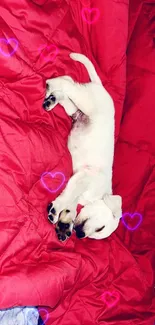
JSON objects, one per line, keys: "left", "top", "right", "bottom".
{"left": 43, "top": 53, "right": 122, "bottom": 241}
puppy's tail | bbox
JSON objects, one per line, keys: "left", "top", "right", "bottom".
{"left": 70, "top": 53, "right": 102, "bottom": 85}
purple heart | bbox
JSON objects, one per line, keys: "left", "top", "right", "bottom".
{"left": 121, "top": 212, "right": 143, "bottom": 231}
{"left": 40, "top": 171, "right": 65, "bottom": 193}
{"left": 0, "top": 38, "right": 18, "bottom": 57}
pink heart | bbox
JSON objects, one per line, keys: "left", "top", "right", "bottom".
{"left": 101, "top": 291, "right": 120, "bottom": 308}
{"left": 38, "top": 308, "right": 49, "bottom": 324}
{"left": 0, "top": 38, "right": 18, "bottom": 57}
{"left": 121, "top": 212, "right": 143, "bottom": 231}
{"left": 81, "top": 8, "right": 100, "bottom": 24}
{"left": 41, "top": 171, "right": 65, "bottom": 193}
{"left": 38, "top": 44, "right": 59, "bottom": 62}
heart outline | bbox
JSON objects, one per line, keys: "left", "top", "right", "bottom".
{"left": 101, "top": 290, "right": 120, "bottom": 308}
{"left": 41, "top": 171, "right": 65, "bottom": 193}
{"left": 38, "top": 44, "right": 59, "bottom": 62}
{"left": 0, "top": 38, "right": 18, "bottom": 57}
{"left": 38, "top": 308, "right": 49, "bottom": 325}
{"left": 121, "top": 212, "right": 143, "bottom": 231}
{"left": 81, "top": 7, "right": 100, "bottom": 24}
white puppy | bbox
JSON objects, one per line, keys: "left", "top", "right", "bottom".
{"left": 43, "top": 53, "right": 122, "bottom": 241}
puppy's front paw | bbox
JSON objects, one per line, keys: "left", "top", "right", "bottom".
{"left": 47, "top": 202, "right": 59, "bottom": 224}
{"left": 55, "top": 209, "right": 76, "bottom": 242}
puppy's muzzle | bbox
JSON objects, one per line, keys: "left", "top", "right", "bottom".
{"left": 74, "top": 221, "right": 86, "bottom": 239}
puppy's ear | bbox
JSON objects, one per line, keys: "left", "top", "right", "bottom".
{"left": 103, "top": 194, "right": 122, "bottom": 219}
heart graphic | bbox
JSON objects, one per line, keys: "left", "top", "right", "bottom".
{"left": 101, "top": 291, "right": 120, "bottom": 308}
{"left": 121, "top": 212, "right": 143, "bottom": 231}
{"left": 41, "top": 171, "right": 65, "bottom": 193}
{"left": 38, "top": 308, "right": 49, "bottom": 325}
{"left": 38, "top": 44, "right": 59, "bottom": 62}
{"left": 0, "top": 38, "right": 18, "bottom": 57}
{"left": 81, "top": 8, "right": 100, "bottom": 24}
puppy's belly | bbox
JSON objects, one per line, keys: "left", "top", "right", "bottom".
{"left": 68, "top": 137, "right": 102, "bottom": 172}
{"left": 70, "top": 149, "right": 88, "bottom": 171}
{"left": 68, "top": 121, "right": 106, "bottom": 171}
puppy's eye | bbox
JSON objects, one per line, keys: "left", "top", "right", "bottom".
{"left": 46, "top": 83, "right": 49, "bottom": 90}
{"left": 96, "top": 225, "right": 105, "bottom": 232}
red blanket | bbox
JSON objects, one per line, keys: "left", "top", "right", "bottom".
{"left": 0, "top": 0, "right": 155, "bottom": 324}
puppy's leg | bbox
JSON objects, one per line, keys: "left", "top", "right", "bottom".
{"left": 60, "top": 79, "right": 95, "bottom": 116}
{"left": 47, "top": 170, "right": 91, "bottom": 241}
{"left": 59, "top": 98, "right": 77, "bottom": 116}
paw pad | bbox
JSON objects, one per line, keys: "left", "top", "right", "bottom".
{"left": 47, "top": 202, "right": 57, "bottom": 224}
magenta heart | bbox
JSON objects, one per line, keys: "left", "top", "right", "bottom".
{"left": 38, "top": 308, "right": 49, "bottom": 324}
{"left": 0, "top": 38, "right": 18, "bottom": 57}
{"left": 121, "top": 212, "right": 143, "bottom": 231}
{"left": 38, "top": 44, "right": 59, "bottom": 62}
{"left": 101, "top": 290, "right": 120, "bottom": 308}
{"left": 81, "top": 7, "right": 100, "bottom": 24}
{"left": 41, "top": 171, "right": 65, "bottom": 193}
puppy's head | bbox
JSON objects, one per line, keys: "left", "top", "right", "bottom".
{"left": 74, "top": 195, "right": 122, "bottom": 240}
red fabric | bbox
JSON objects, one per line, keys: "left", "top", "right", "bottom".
{"left": 0, "top": 0, "right": 155, "bottom": 324}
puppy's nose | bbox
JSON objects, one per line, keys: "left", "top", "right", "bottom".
{"left": 75, "top": 224, "right": 85, "bottom": 239}
{"left": 75, "top": 229, "right": 85, "bottom": 239}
